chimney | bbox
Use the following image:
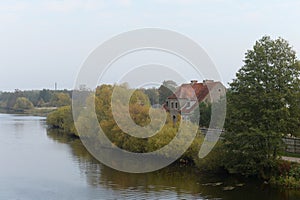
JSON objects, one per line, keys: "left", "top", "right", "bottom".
{"left": 203, "top": 79, "right": 214, "bottom": 85}
{"left": 190, "top": 80, "right": 198, "bottom": 85}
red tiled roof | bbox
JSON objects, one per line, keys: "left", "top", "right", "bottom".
{"left": 168, "top": 83, "right": 211, "bottom": 100}
{"left": 167, "top": 81, "right": 220, "bottom": 114}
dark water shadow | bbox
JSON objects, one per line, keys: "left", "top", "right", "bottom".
{"left": 46, "top": 129, "right": 300, "bottom": 200}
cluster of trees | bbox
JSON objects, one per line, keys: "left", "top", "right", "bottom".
{"left": 47, "top": 84, "right": 203, "bottom": 162}
{"left": 224, "top": 36, "right": 300, "bottom": 178}
{"left": 46, "top": 106, "right": 76, "bottom": 135}
{"left": 0, "top": 89, "right": 71, "bottom": 111}
{"left": 47, "top": 36, "right": 300, "bottom": 181}
{"left": 191, "top": 36, "right": 300, "bottom": 179}
{"left": 13, "top": 97, "right": 34, "bottom": 110}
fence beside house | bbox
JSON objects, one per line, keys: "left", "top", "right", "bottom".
{"left": 283, "top": 137, "right": 300, "bottom": 154}
{"left": 198, "top": 131, "right": 300, "bottom": 154}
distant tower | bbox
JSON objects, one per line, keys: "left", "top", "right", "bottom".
{"left": 55, "top": 82, "right": 57, "bottom": 91}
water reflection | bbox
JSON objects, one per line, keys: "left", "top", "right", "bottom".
{"left": 1, "top": 113, "right": 299, "bottom": 200}
{"left": 47, "top": 129, "right": 300, "bottom": 200}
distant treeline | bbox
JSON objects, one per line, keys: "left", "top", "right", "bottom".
{"left": 0, "top": 89, "right": 72, "bottom": 111}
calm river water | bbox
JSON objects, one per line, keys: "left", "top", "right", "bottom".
{"left": 1, "top": 113, "right": 300, "bottom": 200}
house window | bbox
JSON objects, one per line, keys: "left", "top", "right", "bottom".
{"left": 186, "top": 101, "right": 190, "bottom": 107}
{"left": 175, "top": 102, "right": 178, "bottom": 109}
{"left": 166, "top": 101, "right": 169, "bottom": 107}
{"left": 171, "top": 102, "right": 174, "bottom": 108}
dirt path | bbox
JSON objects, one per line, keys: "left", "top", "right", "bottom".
{"left": 282, "top": 156, "right": 300, "bottom": 163}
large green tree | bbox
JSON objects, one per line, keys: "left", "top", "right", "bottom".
{"left": 225, "top": 36, "right": 300, "bottom": 177}
{"left": 143, "top": 87, "right": 159, "bottom": 105}
{"left": 190, "top": 102, "right": 212, "bottom": 128}
{"left": 158, "top": 80, "right": 177, "bottom": 104}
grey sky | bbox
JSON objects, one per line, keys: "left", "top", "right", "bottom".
{"left": 1, "top": 0, "right": 300, "bottom": 91}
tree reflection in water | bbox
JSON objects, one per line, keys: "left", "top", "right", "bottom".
{"left": 47, "top": 129, "right": 300, "bottom": 200}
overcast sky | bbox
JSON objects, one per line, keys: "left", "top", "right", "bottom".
{"left": 1, "top": 0, "right": 300, "bottom": 91}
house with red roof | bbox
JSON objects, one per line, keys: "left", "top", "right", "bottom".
{"left": 164, "top": 80, "right": 226, "bottom": 122}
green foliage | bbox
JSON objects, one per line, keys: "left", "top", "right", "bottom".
{"left": 199, "top": 102, "right": 211, "bottom": 127}
{"left": 46, "top": 83, "right": 224, "bottom": 167}
{"left": 50, "top": 92, "right": 71, "bottom": 107}
{"left": 0, "top": 90, "right": 40, "bottom": 109}
{"left": 13, "top": 97, "right": 34, "bottom": 110}
{"left": 47, "top": 106, "right": 77, "bottom": 136}
{"left": 191, "top": 102, "right": 211, "bottom": 127}
{"left": 193, "top": 141, "right": 226, "bottom": 173}
{"left": 225, "top": 36, "right": 300, "bottom": 177}
{"left": 271, "top": 162, "right": 300, "bottom": 188}
{"left": 270, "top": 175, "right": 300, "bottom": 188}
{"left": 22, "top": 90, "right": 40, "bottom": 106}
{"left": 281, "top": 151, "right": 300, "bottom": 158}
{"left": 0, "top": 89, "right": 72, "bottom": 110}
{"left": 143, "top": 87, "right": 159, "bottom": 105}
{"left": 158, "top": 80, "right": 177, "bottom": 104}
{"left": 289, "top": 164, "right": 300, "bottom": 180}
{"left": 39, "top": 89, "right": 52, "bottom": 102}
{"left": 276, "top": 160, "right": 292, "bottom": 176}
{"left": 224, "top": 131, "right": 281, "bottom": 177}
{"left": 1, "top": 90, "right": 22, "bottom": 108}
{"left": 91, "top": 84, "right": 175, "bottom": 153}
{"left": 53, "top": 84, "right": 204, "bottom": 162}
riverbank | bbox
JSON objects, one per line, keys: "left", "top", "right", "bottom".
{"left": 46, "top": 105, "right": 300, "bottom": 190}
{"left": 47, "top": 123, "right": 300, "bottom": 190}
{"left": 5, "top": 113, "right": 299, "bottom": 200}
{"left": 0, "top": 107, "right": 57, "bottom": 117}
